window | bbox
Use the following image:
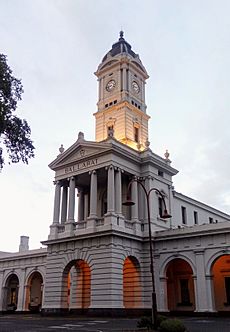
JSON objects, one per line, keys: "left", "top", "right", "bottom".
{"left": 158, "top": 170, "right": 164, "bottom": 177}
{"left": 225, "top": 277, "right": 230, "bottom": 305}
{"left": 181, "top": 206, "right": 187, "bottom": 224}
{"left": 134, "top": 127, "right": 139, "bottom": 143}
{"left": 194, "top": 211, "right": 198, "bottom": 225}
{"left": 209, "top": 217, "right": 214, "bottom": 224}
{"left": 158, "top": 197, "right": 163, "bottom": 218}
{"left": 180, "top": 279, "right": 191, "bottom": 305}
{"left": 107, "top": 125, "right": 114, "bottom": 137}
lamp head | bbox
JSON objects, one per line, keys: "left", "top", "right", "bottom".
{"left": 122, "top": 198, "right": 135, "bottom": 206}
{"left": 161, "top": 209, "right": 172, "bottom": 219}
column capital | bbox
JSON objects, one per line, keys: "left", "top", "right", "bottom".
{"left": 53, "top": 180, "right": 61, "bottom": 185}
{"left": 89, "top": 170, "right": 97, "bottom": 175}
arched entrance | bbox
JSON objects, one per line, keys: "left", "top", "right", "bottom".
{"left": 211, "top": 254, "right": 230, "bottom": 312}
{"left": 25, "top": 271, "right": 43, "bottom": 312}
{"left": 4, "top": 274, "right": 19, "bottom": 311}
{"left": 166, "top": 258, "right": 195, "bottom": 312}
{"left": 123, "top": 256, "right": 142, "bottom": 308}
{"left": 62, "top": 259, "right": 91, "bottom": 310}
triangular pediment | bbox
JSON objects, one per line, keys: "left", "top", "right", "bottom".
{"left": 49, "top": 139, "right": 112, "bottom": 170}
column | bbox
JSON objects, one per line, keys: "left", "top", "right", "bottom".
{"left": 53, "top": 181, "right": 61, "bottom": 224}
{"left": 158, "top": 277, "right": 169, "bottom": 312}
{"left": 16, "top": 268, "right": 26, "bottom": 311}
{"left": 131, "top": 177, "right": 138, "bottom": 220}
{"left": 122, "top": 65, "right": 127, "bottom": 91}
{"left": 107, "top": 165, "right": 115, "bottom": 213}
{"left": 115, "top": 168, "right": 122, "bottom": 215}
{"left": 67, "top": 177, "right": 75, "bottom": 222}
{"left": 77, "top": 190, "right": 84, "bottom": 222}
{"left": 206, "top": 275, "right": 216, "bottom": 312}
{"left": 194, "top": 251, "right": 211, "bottom": 312}
{"left": 89, "top": 170, "right": 97, "bottom": 218}
{"left": 84, "top": 193, "right": 89, "bottom": 220}
{"left": 61, "top": 185, "right": 68, "bottom": 224}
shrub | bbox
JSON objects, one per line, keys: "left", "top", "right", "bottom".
{"left": 159, "top": 318, "right": 187, "bottom": 332}
{"left": 157, "top": 315, "right": 167, "bottom": 326}
{"left": 137, "top": 316, "right": 152, "bottom": 330}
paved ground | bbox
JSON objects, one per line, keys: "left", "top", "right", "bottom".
{"left": 0, "top": 314, "right": 230, "bottom": 332}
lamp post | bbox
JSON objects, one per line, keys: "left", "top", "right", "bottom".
{"left": 122, "top": 178, "right": 171, "bottom": 329}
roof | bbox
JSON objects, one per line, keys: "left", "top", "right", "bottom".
{"left": 102, "top": 31, "right": 137, "bottom": 62}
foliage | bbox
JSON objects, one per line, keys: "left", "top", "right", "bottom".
{"left": 0, "top": 54, "right": 34, "bottom": 169}
{"left": 137, "top": 316, "right": 153, "bottom": 330}
{"left": 137, "top": 315, "right": 167, "bottom": 330}
{"left": 159, "top": 318, "right": 187, "bottom": 332}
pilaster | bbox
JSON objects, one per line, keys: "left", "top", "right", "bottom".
{"left": 16, "top": 268, "right": 26, "bottom": 311}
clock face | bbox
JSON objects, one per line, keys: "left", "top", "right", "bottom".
{"left": 106, "top": 79, "right": 116, "bottom": 92}
{"left": 132, "top": 81, "right": 140, "bottom": 94}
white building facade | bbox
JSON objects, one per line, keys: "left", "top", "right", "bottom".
{"left": 0, "top": 32, "right": 230, "bottom": 316}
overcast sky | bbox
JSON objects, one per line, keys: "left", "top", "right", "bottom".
{"left": 1, "top": 0, "right": 230, "bottom": 252}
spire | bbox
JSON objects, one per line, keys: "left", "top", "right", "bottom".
{"left": 119, "top": 30, "right": 124, "bottom": 40}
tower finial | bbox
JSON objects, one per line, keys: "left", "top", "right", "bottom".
{"left": 119, "top": 30, "right": 124, "bottom": 39}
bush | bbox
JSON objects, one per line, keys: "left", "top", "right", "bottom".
{"left": 137, "top": 316, "right": 152, "bottom": 330}
{"left": 157, "top": 315, "right": 167, "bottom": 326}
{"left": 137, "top": 315, "right": 167, "bottom": 330}
{"left": 159, "top": 318, "right": 187, "bottom": 332}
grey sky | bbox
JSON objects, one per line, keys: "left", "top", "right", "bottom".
{"left": 1, "top": 0, "right": 230, "bottom": 251}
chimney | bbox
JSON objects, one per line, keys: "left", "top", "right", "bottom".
{"left": 19, "top": 236, "right": 29, "bottom": 252}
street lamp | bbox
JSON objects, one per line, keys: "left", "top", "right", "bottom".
{"left": 122, "top": 178, "right": 171, "bottom": 329}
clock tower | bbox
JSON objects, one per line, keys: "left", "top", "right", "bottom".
{"left": 94, "top": 31, "right": 150, "bottom": 151}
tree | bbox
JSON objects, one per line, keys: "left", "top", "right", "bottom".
{"left": 0, "top": 54, "right": 34, "bottom": 170}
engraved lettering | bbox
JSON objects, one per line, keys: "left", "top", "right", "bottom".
{"left": 64, "top": 158, "right": 99, "bottom": 174}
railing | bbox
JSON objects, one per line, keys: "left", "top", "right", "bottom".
{"left": 76, "top": 221, "right": 87, "bottom": 229}
{"left": 125, "top": 220, "right": 134, "bottom": 229}
{"left": 96, "top": 218, "right": 104, "bottom": 226}
{"left": 57, "top": 225, "right": 65, "bottom": 233}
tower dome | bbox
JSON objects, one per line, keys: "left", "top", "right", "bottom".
{"left": 102, "top": 31, "right": 138, "bottom": 62}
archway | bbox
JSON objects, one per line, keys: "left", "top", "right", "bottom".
{"left": 123, "top": 256, "right": 142, "bottom": 308}
{"left": 4, "top": 274, "right": 19, "bottom": 311}
{"left": 62, "top": 259, "right": 91, "bottom": 310}
{"left": 211, "top": 254, "right": 230, "bottom": 312}
{"left": 25, "top": 271, "right": 43, "bottom": 312}
{"left": 166, "top": 258, "right": 195, "bottom": 311}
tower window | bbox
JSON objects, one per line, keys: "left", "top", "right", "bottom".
{"left": 181, "top": 206, "right": 187, "bottom": 224}
{"left": 134, "top": 127, "right": 139, "bottom": 143}
{"left": 107, "top": 125, "right": 114, "bottom": 137}
{"left": 194, "top": 211, "right": 198, "bottom": 224}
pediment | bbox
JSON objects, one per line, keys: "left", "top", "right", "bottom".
{"left": 49, "top": 140, "right": 111, "bottom": 170}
